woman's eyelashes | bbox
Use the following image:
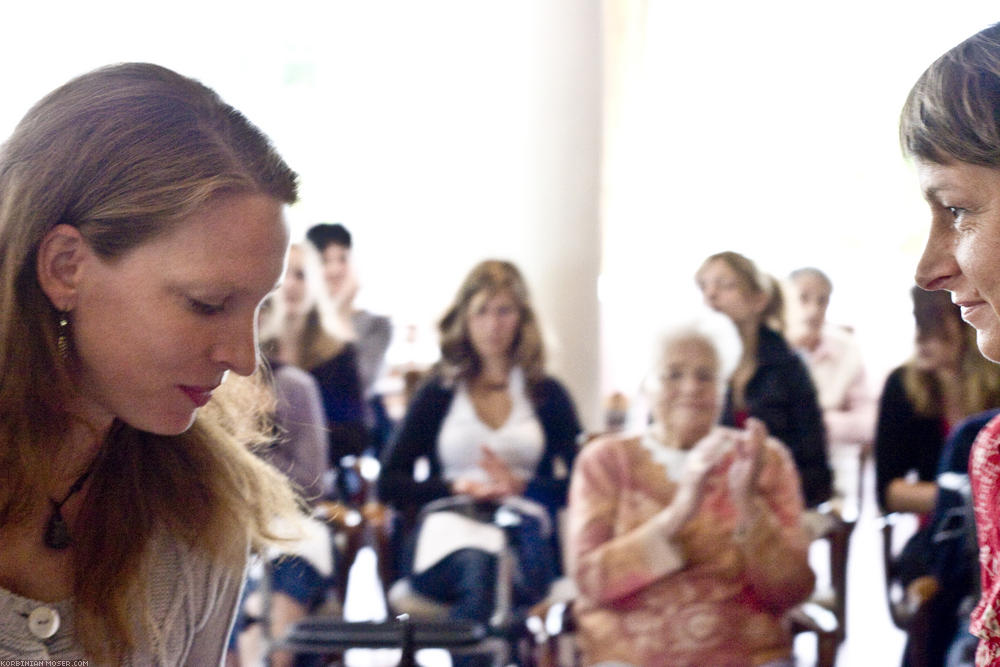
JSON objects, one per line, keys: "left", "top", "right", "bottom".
{"left": 187, "top": 297, "right": 226, "bottom": 316}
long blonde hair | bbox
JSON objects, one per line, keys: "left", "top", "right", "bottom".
{"left": 436, "top": 259, "right": 546, "bottom": 389}
{"left": 0, "top": 63, "right": 302, "bottom": 661}
{"left": 900, "top": 23, "right": 1000, "bottom": 166}
{"left": 259, "top": 242, "right": 344, "bottom": 369}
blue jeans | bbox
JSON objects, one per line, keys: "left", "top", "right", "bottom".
{"left": 411, "top": 548, "right": 498, "bottom": 622}
{"left": 271, "top": 554, "right": 328, "bottom": 607}
{"left": 410, "top": 550, "right": 500, "bottom": 667}
{"left": 408, "top": 510, "right": 555, "bottom": 622}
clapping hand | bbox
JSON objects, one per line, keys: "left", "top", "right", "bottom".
{"left": 655, "top": 428, "right": 735, "bottom": 533}
{"left": 728, "top": 417, "right": 767, "bottom": 526}
{"left": 452, "top": 446, "right": 526, "bottom": 501}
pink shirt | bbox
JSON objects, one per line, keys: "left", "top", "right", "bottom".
{"left": 799, "top": 326, "right": 876, "bottom": 446}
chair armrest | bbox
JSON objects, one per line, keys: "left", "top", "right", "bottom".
{"left": 787, "top": 601, "right": 839, "bottom": 635}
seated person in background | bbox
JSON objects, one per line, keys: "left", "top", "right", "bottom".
{"left": 260, "top": 242, "right": 368, "bottom": 476}
{"left": 786, "top": 267, "right": 876, "bottom": 510}
{"left": 875, "top": 287, "right": 1000, "bottom": 516}
{"left": 696, "top": 250, "right": 832, "bottom": 508}
{"left": 899, "top": 410, "right": 1000, "bottom": 667}
{"left": 263, "top": 360, "right": 330, "bottom": 501}
{"left": 247, "top": 297, "right": 334, "bottom": 667}
{"left": 568, "top": 324, "right": 814, "bottom": 667}
{"left": 307, "top": 222, "right": 394, "bottom": 453}
{"left": 377, "top": 260, "right": 581, "bottom": 628}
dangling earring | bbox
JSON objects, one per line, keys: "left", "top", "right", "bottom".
{"left": 57, "top": 311, "right": 70, "bottom": 360}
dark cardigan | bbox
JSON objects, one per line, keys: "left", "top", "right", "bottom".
{"left": 873, "top": 365, "right": 949, "bottom": 512}
{"left": 721, "top": 325, "right": 833, "bottom": 508}
{"left": 308, "top": 343, "right": 367, "bottom": 461}
{"left": 376, "top": 372, "right": 582, "bottom": 520}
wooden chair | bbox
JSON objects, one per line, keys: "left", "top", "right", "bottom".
{"left": 523, "top": 585, "right": 580, "bottom": 667}
{"left": 273, "top": 497, "right": 531, "bottom": 667}
{"left": 788, "top": 502, "right": 856, "bottom": 667}
{"left": 276, "top": 614, "right": 508, "bottom": 667}
{"left": 787, "top": 438, "right": 871, "bottom": 666}
{"left": 785, "top": 435, "right": 872, "bottom": 665}
{"left": 312, "top": 498, "right": 394, "bottom": 611}
{"left": 880, "top": 511, "right": 925, "bottom": 630}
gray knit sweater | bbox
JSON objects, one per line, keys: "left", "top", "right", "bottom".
{"left": 0, "top": 531, "right": 245, "bottom": 665}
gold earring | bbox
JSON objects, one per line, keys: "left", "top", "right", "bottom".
{"left": 57, "top": 311, "right": 70, "bottom": 360}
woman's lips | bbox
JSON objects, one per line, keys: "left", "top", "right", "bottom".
{"left": 179, "top": 385, "right": 215, "bottom": 407}
{"left": 959, "top": 301, "right": 990, "bottom": 325}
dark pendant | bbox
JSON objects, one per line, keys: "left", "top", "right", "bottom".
{"left": 44, "top": 507, "right": 71, "bottom": 550}
{"left": 43, "top": 463, "right": 94, "bottom": 550}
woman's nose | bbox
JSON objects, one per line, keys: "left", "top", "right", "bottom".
{"left": 914, "top": 223, "right": 960, "bottom": 291}
{"left": 679, "top": 375, "right": 702, "bottom": 394}
{"left": 211, "top": 318, "right": 260, "bottom": 376}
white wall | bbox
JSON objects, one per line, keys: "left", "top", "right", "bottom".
{"left": 0, "top": 0, "right": 605, "bottom": 428}
{"left": 4, "top": 1, "right": 999, "bottom": 431}
{"left": 597, "top": 2, "right": 1000, "bottom": 411}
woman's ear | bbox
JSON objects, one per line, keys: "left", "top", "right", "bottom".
{"left": 36, "top": 224, "right": 89, "bottom": 311}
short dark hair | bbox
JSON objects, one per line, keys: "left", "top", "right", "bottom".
{"left": 900, "top": 22, "right": 1000, "bottom": 165}
{"left": 306, "top": 223, "right": 352, "bottom": 251}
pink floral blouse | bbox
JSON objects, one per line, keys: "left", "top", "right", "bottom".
{"left": 567, "top": 426, "right": 814, "bottom": 667}
{"left": 970, "top": 415, "right": 1000, "bottom": 665}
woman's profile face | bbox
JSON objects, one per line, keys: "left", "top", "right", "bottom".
{"left": 66, "top": 193, "right": 289, "bottom": 435}
{"left": 696, "top": 260, "right": 762, "bottom": 327}
{"left": 466, "top": 289, "right": 522, "bottom": 364}
{"left": 651, "top": 337, "right": 719, "bottom": 449}
{"left": 915, "top": 159, "right": 1000, "bottom": 361}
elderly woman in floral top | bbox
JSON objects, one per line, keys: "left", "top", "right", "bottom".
{"left": 567, "top": 325, "right": 814, "bottom": 666}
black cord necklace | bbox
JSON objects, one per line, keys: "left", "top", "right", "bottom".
{"left": 44, "top": 465, "right": 94, "bottom": 550}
